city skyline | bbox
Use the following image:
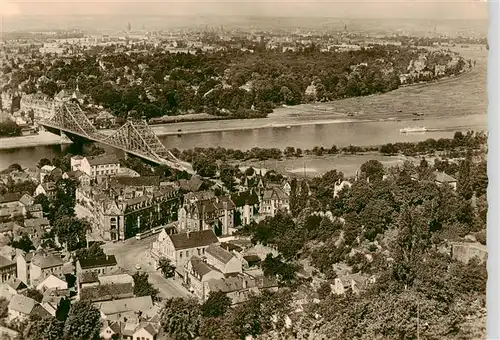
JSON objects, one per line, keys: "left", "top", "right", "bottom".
{"left": 1, "top": 0, "right": 489, "bottom": 20}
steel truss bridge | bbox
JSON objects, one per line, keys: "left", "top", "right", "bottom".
{"left": 40, "top": 102, "right": 193, "bottom": 173}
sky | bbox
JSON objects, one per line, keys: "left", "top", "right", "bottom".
{"left": 0, "top": 0, "right": 490, "bottom": 20}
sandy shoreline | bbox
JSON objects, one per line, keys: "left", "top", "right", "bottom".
{"left": 0, "top": 131, "right": 71, "bottom": 150}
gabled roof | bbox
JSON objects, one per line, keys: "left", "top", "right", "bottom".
{"left": 78, "top": 255, "right": 117, "bottom": 269}
{"left": 32, "top": 252, "right": 64, "bottom": 269}
{"left": 206, "top": 244, "right": 236, "bottom": 264}
{"left": 97, "top": 296, "right": 153, "bottom": 316}
{"left": 6, "top": 277, "right": 27, "bottom": 291}
{"left": 24, "top": 217, "right": 50, "bottom": 228}
{"left": 8, "top": 294, "right": 37, "bottom": 315}
{"left": 435, "top": 171, "right": 457, "bottom": 183}
{"left": 0, "top": 192, "right": 24, "bottom": 204}
{"left": 0, "top": 255, "right": 15, "bottom": 268}
{"left": 79, "top": 271, "right": 99, "bottom": 284}
{"left": 139, "top": 323, "right": 158, "bottom": 337}
{"left": 19, "top": 194, "right": 34, "bottom": 206}
{"left": 168, "top": 230, "right": 218, "bottom": 250}
{"left": 189, "top": 256, "right": 217, "bottom": 277}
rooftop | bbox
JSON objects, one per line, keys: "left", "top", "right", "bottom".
{"left": 111, "top": 176, "right": 160, "bottom": 188}
{"left": 189, "top": 256, "right": 217, "bottom": 277}
{"left": 0, "top": 255, "right": 15, "bottom": 268}
{"left": 87, "top": 154, "right": 120, "bottom": 166}
{"left": 8, "top": 294, "right": 37, "bottom": 315}
{"left": 24, "top": 217, "right": 50, "bottom": 228}
{"left": 32, "top": 252, "right": 64, "bottom": 269}
{"left": 78, "top": 255, "right": 117, "bottom": 269}
{"left": 97, "top": 295, "right": 153, "bottom": 316}
{"left": 169, "top": 230, "right": 218, "bottom": 250}
{"left": 206, "top": 244, "right": 236, "bottom": 264}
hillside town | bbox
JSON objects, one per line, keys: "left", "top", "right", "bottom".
{"left": 0, "top": 7, "right": 490, "bottom": 340}
{"left": 0, "top": 126, "right": 488, "bottom": 339}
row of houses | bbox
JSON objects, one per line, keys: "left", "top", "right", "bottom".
{"left": 151, "top": 228, "right": 278, "bottom": 304}
{"left": 0, "top": 243, "right": 161, "bottom": 340}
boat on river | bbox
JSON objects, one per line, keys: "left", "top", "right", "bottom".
{"left": 400, "top": 126, "right": 428, "bottom": 133}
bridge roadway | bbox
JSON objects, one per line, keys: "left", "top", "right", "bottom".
{"left": 40, "top": 121, "right": 194, "bottom": 174}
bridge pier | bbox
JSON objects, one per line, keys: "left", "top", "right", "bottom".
{"left": 60, "top": 131, "right": 72, "bottom": 145}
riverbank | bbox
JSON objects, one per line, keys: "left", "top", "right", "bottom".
{"left": 234, "top": 153, "right": 418, "bottom": 178}
{"left": 0, "top": 131, "right": 70, "bottom": 150}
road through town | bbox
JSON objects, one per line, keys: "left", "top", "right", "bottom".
{"left": 102, "top": 235, "right": 190, "bottom": 299}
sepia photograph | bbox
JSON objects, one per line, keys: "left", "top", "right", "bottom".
{"left": 0, "top": 0, "right": 494, "bottom": 339}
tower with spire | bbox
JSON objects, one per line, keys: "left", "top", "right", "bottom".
{"left": 127, "top": 22, "right": 132, "bottom": 32}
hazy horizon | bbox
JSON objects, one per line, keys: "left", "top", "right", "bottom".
{"left": 1, "top": 0, "right": 489, "bottom": 35}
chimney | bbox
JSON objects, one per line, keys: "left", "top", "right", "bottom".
{"left": 242, "top": 278, "right": 247, "bottom": 289}
{"left": 187, "top": 231, "right": 190, "bottom": 238}
{"left": 223, "top": 201, "right": 228, "bottom": 210}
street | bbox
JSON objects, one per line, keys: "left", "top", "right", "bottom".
{"left": 102, "top": 235, "right": 191, "bottom": 299}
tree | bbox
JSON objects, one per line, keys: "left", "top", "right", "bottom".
{"left": 0, "top": 120, "right": 22, "bottom": 137}
{"left": 193, "top": 155, "right": 217, "bottom": 178}
{"left": 392, "top": 205, "right": 430, "bottom": 286}
{"left": 201, "top": 291, "right": 232, "bottom": 318}
{"left": 457, "top": 150, "right": 474, "bottom": 200}
{"left": 74, "top": 243, "right": 105, "bottom": 262}
{"left": 132, "top": 272, "right": 159, "bottom": 301}
{"left": 0, "top": 297, "right": 8, "bottom": 319}
{"left": 157, "top": 257, "right": 175, "bottom": 278}
{"left": 10, "top": 234, "right": 35, "bottom": 252}
{"left": 34, "top": 194, "right": 51, "bottom": 215}
{"left": 23, "top": 316, "right": 65, "bottom": 340}
{"left": 7, "top": 163, "right": 23, "bottom": 172}
{"left": 261, "top": 254, "right": 297, "bottom": 285}
{"left": 161, "top": 298, "right": 201, "bottom": 340}
{"left": 360, "top": 159, "right": 385, "bottom": 182}
{"left": 55, "top": 297, "right": 71, "bottom": 322}
{"left": 25, "top": 288, "right": 43, "bottom": 303}
{"left": 53, "top": 217, "right": 90, "bottom": 251}
{"left": 63, "top": 301, "right": 101, "bottom": 340}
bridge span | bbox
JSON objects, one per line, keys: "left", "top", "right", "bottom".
{"left": 40, "top": 102, "right": 194, "bottom": 174}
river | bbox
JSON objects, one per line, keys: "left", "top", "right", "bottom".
{"left": 0, "top": 113, "right": 487, "bottom": 170}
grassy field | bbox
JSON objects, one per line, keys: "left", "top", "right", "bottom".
{"left": 237, "top": 153, "right": 416, "bottom": 178}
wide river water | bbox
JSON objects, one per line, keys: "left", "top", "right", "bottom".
{"left": 0, "top": 113, "right": 487, "bottom": 170}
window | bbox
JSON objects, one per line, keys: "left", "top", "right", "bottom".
{"left": 180, "top": 252, "right": 183, "bottom": 259}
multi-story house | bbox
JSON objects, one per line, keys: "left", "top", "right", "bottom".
{"left": 184, "top": 256, "right": 224, "bottom": 300}
{"left": 63, "top": 170, "right": 92, "bottom": 187}
{"left": 8, "top": 295, "right": 49, "bottom": 322}
{"left": 151, "top": 230, "right": 219, "bottom": 272}
{"left": 71, "top": 154, "right": 120, "bottom": 179}
{"left": 35, "top": 182, "right": 57, "bottom": 199}
{"left": 76, "top": 178, "right": 180, "bottom": 241}
{"left": 20, "top": 92, "right": 56, "bottom": 121}
{"left": 0, "top": 255, "right": 17, "bottom": 283}
{"left": 204, "top": 244, "right": 242, "bottom": 275}
{"left": 177, "top": 195, "right": 235, "bottom": 236}
{"left": 30, "top": 251, "right": 65, "bottom": 285}
{"left": 260, "top": 186, "right": 290, "bottom": 216}
{"left": 16, "top": 251, "right": 34, "bottom": 285}
{"left": 76, "top": 255, "right": 118, "bottom": 277}
{"left": 202, "top": 274, "right": 279, "bottom": 304}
